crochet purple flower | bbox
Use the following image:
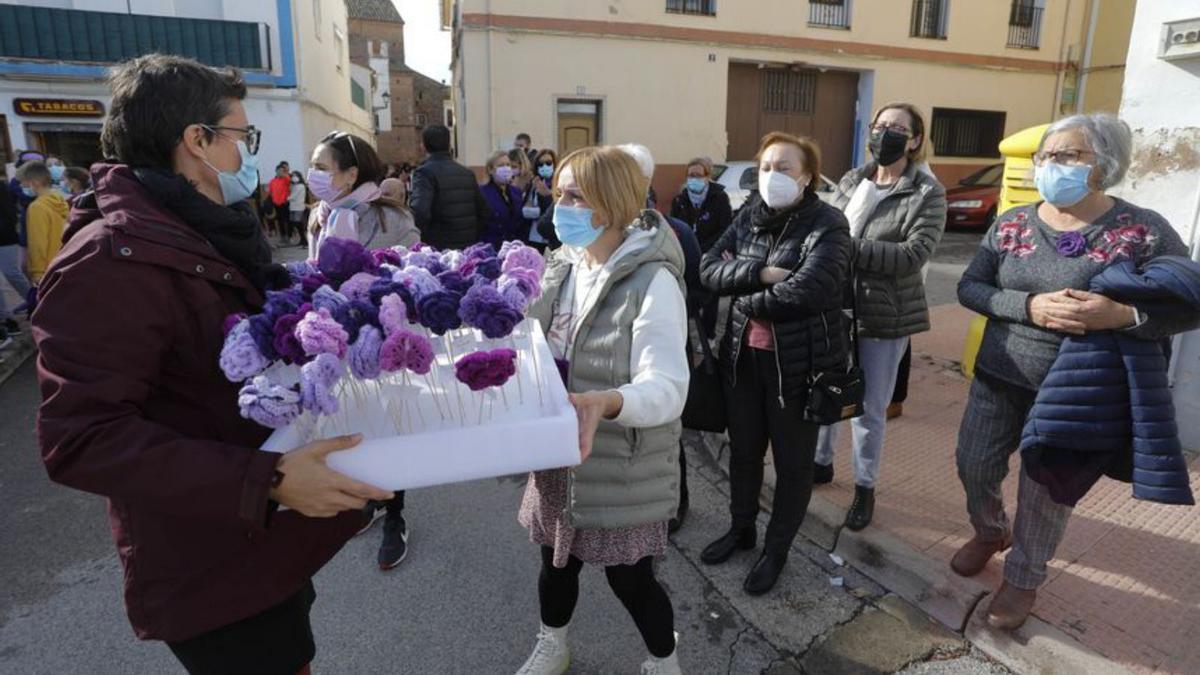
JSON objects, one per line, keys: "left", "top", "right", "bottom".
{"left": 299, "top": 272, "right": 329, "bottom": 297}
{"left": 219, "top": 319, "right": 270, "bottom": 382}
{"left": 348, "top": 325, "right": 384, "bottom": 380}
{"left": 437, "top": 269, "right": 473, "bottom": 295}
{"left": 454, "top": 348, "right": 518, "bottom": 391}
{"left": 246, "top": 314, "right": 280, "bottom": 362}
{"left": 473, "top": 256, "right": 502, "bottom": 280}
{"left": 462, "top": 242, "right": 497, "bottom": 262}
{"left": 1055, "top": 230, "right": 1087, "bottom": 258}
{"left": 299, "top": 353, "right": 343, "bottom": 415}
{"left": 371, "top": 247, "right": 404, "bottom": 267}
{"left": 339, "top": 272, "right": 381, "bottom": 303}
{"left": 238, "top": 375, "right": 302, "bottom": 428}
{"left": 417, "top": 289, "right": 464, "bottom": 335}
{"left": 498, "top": 240, "right": 524, "bottom": 260}
{"left": 498, "top": 268, "right": 542, "bottom": 306}
{"left": 222, "top": 313, "right": 246, "bottom": 337}
{"left": 460, "top": 282, "right": 522, "bottom": 338}
{"left": 394, "top": 266, "right": 442, "bottom": 301}
{"left": 403, "top": 250, "right": 448, "bottom": 276}
{"left": 334, "top": 299, "right": 380, "bottom": 343}
{"left": 263, "top": 288, "right": 305, "bottom": 324}
{"left": 440, "top": 249, "right": 463, "bottom": 270}
{"left": 311, "top": 285, "right": 350, "bottom": 314}
{"left": 379, "top": 329, "right": 434, "bottom": 375}
{"left": 501, "top": 245, "right": 546, "bottom": 276}
{"left": 272, "top": 303, "right": 312, "bottom": 365}
{"left": 379, "top": 293, "right": 409, "bottom": 336}
{"left": 317, "top": 237, "right": 374, "bottom": 286}
{"left": 296, "top": 308, "right": 349, "bottom": 358}
{"left": 284, "top": 260, "right": 318, "bottom": 283}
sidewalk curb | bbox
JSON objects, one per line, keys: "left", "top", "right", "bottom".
{"left": 0, "top": 332, "right": 35, "bottom": 387}
{"left": 692, "top": 428, "right": 1118, "bottom": 674}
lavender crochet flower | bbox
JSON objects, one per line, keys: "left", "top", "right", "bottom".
{"left": 394, "top": 266, "right": 442, "bottom": 300}
{"left": 272, "top": 303, "right": 312, "bottom": 365}
{"left": 440, "top": 249, "right": 463, "bottom": 270}
{"left": 311, "top": 285, "right": 350, "bottom": 314}
{"left": 238, "top": 375, "right": 302, "bottom": 428}
{"left": 339, "top": 272, "right": 381, "bottom": 303}
{"left": 501, "top": 245, "right": 546, "bottom": 276}
{"left": 348, "top": 325, "right": 383, "bottom": 380}
{"left": 417, "top": 290, "right": 464, "bottom": 335}
{"left": 462, "top": 242, "right": 497, "bottom": 262}
{"left": 1056, "top": 230, "right": 1087, "bottom": 258}
{"left": 299, "top": 353, "right": 343, "bottom": 415}
{"left": 498, "top": 240, "right": 524, "bottom": 260}
{"left": 219, "top": 319, "right": 270, "bottom": 382}
{"left": 379, "top": 329, "right": 434, "bottom": 375}
{"left": 284, "top": 260, "right": 318, "bottom": 282}
{"left": 378, "top": 293, "right": 409, "bottom": 336}
{"left": 296, "top": 308, "right": 349, "bottom": 358}
{"left": 222, "top": 313, "right": 246, "bottom": 337}
{"left": 246, "top": 314, "right": 280, "bottom": 362}
{"left": 334, "top": 299, "right": 380, "bottom": 343}
{"left": 317, "top": 237, "right": 374, "bottom": 285}
{"left": 498, "top": 267, "right": 542, "bottom": 304}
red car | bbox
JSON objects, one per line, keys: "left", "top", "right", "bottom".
{"left": 946, "top": 163, "right": 1003, "bottom": 229}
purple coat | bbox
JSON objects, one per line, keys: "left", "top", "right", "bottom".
{"left": 479, "top": 181, "right": 526, "bottom": 248}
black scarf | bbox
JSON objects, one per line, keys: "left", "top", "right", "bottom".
{"left": 134, "top": 168, "right": 288, "bottom": 291}
{"left": 747, "top": 192, "right": 819, "bottom": 234}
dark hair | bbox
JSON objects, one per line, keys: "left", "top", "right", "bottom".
{"left": 516, "top": 132, "right": 532, "bottom": 143}
{"left": 290, "top": 170, "right": 305, "bottom": 184}
{"left": 102, "top": 54, "right": 246, "bottom": 169}
{"left": 63, "top": 166, "right": 90, "bottom": 187}
{"left": 319, "top": 132, "right": 385, "bottom": 189}
{"left": 276, "top": 161, "right": 288, "bottom": 171}
{"left": 16, "top": 161, "right": 52, "bottom": 186}
{"left": 422, "top": 124, "right": 451, "bottom": 153}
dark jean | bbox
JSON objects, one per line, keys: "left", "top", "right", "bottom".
{"left": 726, "top": 347, "right": 820, "bottom": 552}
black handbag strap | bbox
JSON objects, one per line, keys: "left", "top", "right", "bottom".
{"left": 692, "top": 314, "right": 718, "bottom": 375}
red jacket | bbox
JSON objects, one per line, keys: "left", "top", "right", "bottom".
{"left": 268, "top": 175, "right": 291, "bottom": 207}
{"left": 33, "top": 164, "right": 361, "bottom": 642}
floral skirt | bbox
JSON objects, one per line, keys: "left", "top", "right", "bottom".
{"left": 518, "top": 468, "right": 667, "bottom": 569}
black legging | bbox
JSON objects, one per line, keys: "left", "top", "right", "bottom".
{"left": 537, "top": 546, "right": 675, "bottom": 658}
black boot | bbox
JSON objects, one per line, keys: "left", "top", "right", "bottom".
{"left": 378, "top": 511, "right": 409, "bottom": 570}
{"left": 669, "top": 444, "right": 689, "bottom": 534}
{"left": 813, "top": 462, "right": 834, "bottom": 485}
{"left": 700, "top": 525, "right": 756, "bottom": 565}
{"left": 743, "top": 548, "right": 788, "bottom": 595}
{"left": 844, "top": 485, "right": 875, "bottom": 531}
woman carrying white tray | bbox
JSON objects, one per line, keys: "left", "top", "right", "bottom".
{"left": 516, "top": 145, "right": 690, "bottom": 675}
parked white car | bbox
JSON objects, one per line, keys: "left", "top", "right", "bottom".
{"left": 713, "top": 161, "right": 838, "bottom": 211}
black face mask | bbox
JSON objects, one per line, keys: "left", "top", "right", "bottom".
{"left": 868, "top": 128, "right": 911, "bottom": 167}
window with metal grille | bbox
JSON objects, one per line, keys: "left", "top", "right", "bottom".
{"left": 931, "top": 108, "right": 1006, "bottom": 158}
{"left": 1007, "top": 2, "right": 1043, "bottom": 49}
{"left": 666, "top": 0, "right": 717, "bottom": 17}
{"left": 910, "top": 0, "right": 947, "bottom": 39}
{"left": 761, "top": 71, "right": 816, "bottom": 114}
{"left": 809, "top": 0, "right": 851, "bottom": 29}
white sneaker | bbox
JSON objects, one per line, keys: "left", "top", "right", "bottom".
{"left": 515, "top": 623, "right": 570, "bottom": 675}
{"left": 640, "top": 633, "right": 682, "bottom": 675}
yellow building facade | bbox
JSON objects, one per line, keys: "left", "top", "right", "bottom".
{"left": 444, "top": 0, "right": 1132, "bottom": 197}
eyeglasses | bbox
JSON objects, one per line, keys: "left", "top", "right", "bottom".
{"left": 202, "top": 124, "right": 261, "bottom": 155}
{"left": 323, "top": 131, "right": 360, "bottom": 165}
{"left": 1033, "top": 149, "right": 1094, "bottom": 167}
{"left": 869, "top": 122, "right": 912, "bottom": 136}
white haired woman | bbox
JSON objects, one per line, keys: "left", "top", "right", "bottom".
{"left": 953, "top": 113, "right": 1197, "bottom": 629}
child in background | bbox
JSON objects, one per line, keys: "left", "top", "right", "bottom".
{"left": 15, "top": 161, "right": 68, "bottom": 283}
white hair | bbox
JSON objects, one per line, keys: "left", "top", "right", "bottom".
{"left": 1038, "top": 113, "right": 1132, "bottom": 189}
{"left": 617, "top": 143, "right": 655, "bottom": 180}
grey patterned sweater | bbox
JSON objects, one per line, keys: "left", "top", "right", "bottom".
{"left": 957, "top": 198, "right": 1195, "bottom": 391}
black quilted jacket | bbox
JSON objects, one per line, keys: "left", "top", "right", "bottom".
{"left": 701, "top": 193, "right": 852, "bottom": 404}
{"left": 409, "top": 152, "right": 488, "bottom": 250}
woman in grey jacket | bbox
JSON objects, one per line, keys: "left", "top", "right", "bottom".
{"left": 814, "top": 103, "right": 947, "bottom": 530}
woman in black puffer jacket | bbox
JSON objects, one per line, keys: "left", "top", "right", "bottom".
{"left": 699, "top": 132, "right": 852, "bottom": 595}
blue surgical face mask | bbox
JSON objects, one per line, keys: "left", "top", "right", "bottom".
{"left": 48, "top": 165, "right": 65, "bottom": 182}
{"left": 21, "top": 186, "right": 35, "bottom": 198}
{"left": 537, "top": 164, "right": 555, "bottom": 180}
{"left": 553, "top": 204, "right": 602, "bottom": 248}
{"left": 1035, "top": 162, "right": 1092, "bottom": 208}
{"left": 204, "top": 140, "right": 259, "bottom": 206}
{"left": 686, "top": 177, "right": 706, "bottom": 194}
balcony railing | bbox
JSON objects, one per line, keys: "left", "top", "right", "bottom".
{"left": 809, "top": 1, "right": 851, "bottom": 30}
{"left": 910, "top": 0, "right": 947, "bottom": 39}
{"left": 665, "top": 0, "right": 716, "bottom": 17}
{"left": 1007, "top": 3, "right": 1043, "bottom": 49}
{"left": 0, "top": 5, "right": 268, "bottom": 69}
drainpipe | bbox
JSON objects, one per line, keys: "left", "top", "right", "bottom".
{"left": 1051, "top": 0, "right": 1074, "bottom": 119}
{"left": 1077, "top": 0, "right": 1101, "bottom": 113}
{"left": 485, "top": 0, "right": 495, "bottom": 162}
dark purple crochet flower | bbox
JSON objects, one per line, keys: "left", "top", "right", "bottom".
{"left": 222, "top": 313, "right": 246, "bottom": 337}
{"left": 437, "top": 270, "right": 473, "bottom": 295}
{"left": 371, "top": 247, "right": 404, "bottom": 267}
{"left": 334, "top": 300, "right": 380, "bottom": 343}
{"left": 454, "top": 348, "right": 518, "bottom": 391}
{"left": 247, "top": 313, "right": 280, "bottom": 361}
{"left": 272, "top": 304, "right": 312, "bottom": 365}
{"left": 417, "top": 289, "right": 464, "bottom": 335}
{"left": 317, "top": 237, "right": 374, "bottom": 286}
{"left": 473, "top": 256, "right": 502, "bottom": 281}
{"left": 263, "top": 288, "right": 305, "bottom": 324}
{"left": 459, "top": 282, "right": 521, "bottom": 339}
{"left": 299, "top": 272, "right": 329, "bottom": 297}
{"left": 462, "top": 242, "right": 497, "bottom": 262}
{"left": 1056, "top": 231, "right": 1087, "bottom": 258}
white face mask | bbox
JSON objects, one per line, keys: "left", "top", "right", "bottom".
{"left": 758, "top": 171, "right": 808, "bottom": 209}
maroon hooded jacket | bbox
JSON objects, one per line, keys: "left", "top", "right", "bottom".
{"left": 33, "top": 164, "right": 362, "bottom": 642}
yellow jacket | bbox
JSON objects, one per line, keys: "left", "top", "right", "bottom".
{"left": 26, "top": 191, "right": 69, "bottom": 282}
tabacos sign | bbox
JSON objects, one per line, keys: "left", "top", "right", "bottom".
{"left": 14, "top": 98, "right": 105, "bottom": 117}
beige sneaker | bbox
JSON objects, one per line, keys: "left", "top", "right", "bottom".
{"left": 515, "top": 623, "right": 570, "bottom": 675}
{"left": 639, "top": 633, "right": 682, "bottom": 675}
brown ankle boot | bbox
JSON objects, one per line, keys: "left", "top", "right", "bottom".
{"left": 950, "top": 535, "right": 1011, "bottom": 577}
{"left": 986, "top": 582, "right": 1036, "bottom": 630}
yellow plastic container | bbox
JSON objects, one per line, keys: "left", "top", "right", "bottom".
{"left": 961, "top": 123, "right": 1049, "bottom": 378}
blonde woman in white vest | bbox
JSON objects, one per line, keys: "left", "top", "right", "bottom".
{"left": 517, "top": 146, "right": 690, "bottom": 675}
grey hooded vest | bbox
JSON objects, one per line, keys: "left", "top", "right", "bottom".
{"left": 527, "top": 212, "right": 686, "bottom": 530}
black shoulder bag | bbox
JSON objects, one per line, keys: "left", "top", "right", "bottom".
{"left": 681, "top": 315, "right": 728, "bottom": 433}
{"left": 802, "top": 258, "right": 865, "bottom": 425}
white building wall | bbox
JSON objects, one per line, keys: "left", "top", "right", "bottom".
{"left": 1113, "top": 0, "right": 1200, "bottom": 448}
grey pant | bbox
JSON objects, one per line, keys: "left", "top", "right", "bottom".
{"left": 0, "top": 245, "right": 32, "bottom": 321}
{"left": 956, "top": 371, "right": 1072, "bottom": 589}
